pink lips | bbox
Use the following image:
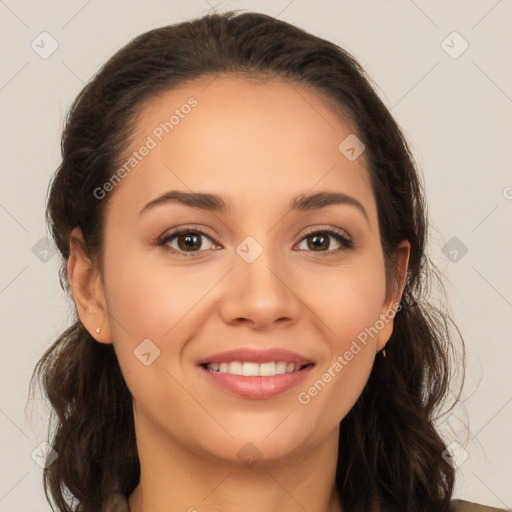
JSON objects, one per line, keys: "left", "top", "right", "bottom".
{"left": 197, "top": 347, "right": 315, "bottom": 400}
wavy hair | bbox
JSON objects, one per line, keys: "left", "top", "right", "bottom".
{"left": 29, "top": 10, "right": 465, "bottom": 512}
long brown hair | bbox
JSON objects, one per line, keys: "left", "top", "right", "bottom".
{"left": 29, "top": 10, "right": 465, "bottom": 512}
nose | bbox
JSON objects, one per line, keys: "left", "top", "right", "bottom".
{"left": 219, "top": 243, "right": 301, "bottom": 330}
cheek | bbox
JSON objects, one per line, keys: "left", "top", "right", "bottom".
{"left": 300, "top": 347, "right": 375, "bottom": 435}
{"left": 297, "top": 278, "right": 384, "bottom": 430}
{"left": 305, "top": 253, "right": 388, "bottom": 348}
{"left": 296, "top": 251, "right": 386, "bottom": 416}
{"left": 102, "top": 249, "right": 202, "bottom": 415}
{"left": 102, "top": 246, "right": 232, "bottom": 392}
{"left": 104, "top": 248, "right": 207, "bottom": 339}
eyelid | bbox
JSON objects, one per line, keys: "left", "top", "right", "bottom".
{"left": 300, "top": 225, "right": 352, "bottom": 242}
{"left": 160, "top": 225, "right": 215, "bottom": 238}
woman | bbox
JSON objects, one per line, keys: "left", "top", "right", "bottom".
{"left": 29, "top": 10, "right": 506, "bottom": 512}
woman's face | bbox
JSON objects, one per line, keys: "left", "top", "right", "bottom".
{"left": 92, "top": 75, "right": 408, "bottom": 465}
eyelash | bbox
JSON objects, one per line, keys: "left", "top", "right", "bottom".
{"left": 157, "top": 226, "right": 353, "bottom": 258}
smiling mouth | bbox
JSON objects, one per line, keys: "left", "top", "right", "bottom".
{"left": 200, "top": 361, "right": 314, "bottom": 377}
{"left": 198, "top": 360, "right": 315, "bottom": 399}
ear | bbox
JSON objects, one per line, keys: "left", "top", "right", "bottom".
{"left": 376, "top": 239, "right": 410, "bottom": 352}
{"left": 67, "top": 227, "right": 113, "bottom": 344}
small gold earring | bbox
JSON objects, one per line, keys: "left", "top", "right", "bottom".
{"left": 95, "top": 316, "right": 107, "bottom": 336}
{"left": 382, "top": 348, "right": 387, "bottom": 357}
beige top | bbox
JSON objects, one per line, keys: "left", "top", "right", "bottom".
{"left": 103, "top": 493, "right": 508, "bottom": 512}
{"left": 450, "top": 501, "right": 508, "bottom": 512}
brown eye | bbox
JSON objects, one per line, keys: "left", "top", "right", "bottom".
{"left": 296, "top": 228, "right": 353, "bottom": 253}
{"left": 176, "top": 232, "right": 203, "bottom": 251}
{"left": 159, "top": 228, "right": 217, "bottom": 256}
{"left": 306, "top": 233, "right": 330, "bottom": 251}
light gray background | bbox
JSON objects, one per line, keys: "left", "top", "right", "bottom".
{"left": 1, "top": 1, "right": 511, "bottom": 510}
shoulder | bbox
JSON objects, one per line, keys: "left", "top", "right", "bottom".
{"left": 450, "top": 499, "right": 509, "bottom": 512}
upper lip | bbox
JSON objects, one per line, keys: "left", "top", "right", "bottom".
{"left": 197, "top": 347, "right": 314, "bottom": 367}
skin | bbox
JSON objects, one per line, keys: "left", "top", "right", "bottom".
{"left": 68, "top": 75, "right": 410, "bottom": 512}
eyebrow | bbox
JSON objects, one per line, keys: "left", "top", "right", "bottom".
{"left": 139, "top": 190, "right": 369, "bottom": 223}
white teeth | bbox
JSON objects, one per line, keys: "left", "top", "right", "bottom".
{"left": 258, "top": 362, "right": 275, "bottom": 376}
{"left": 275, "top": 361, "right": 287, "bottom": 374}
{"left": 229, "top": 361, "right": 243, "bottom": 375}
{"left": 242, "top": 362, "right": 259, "bottom": 376}
{"left": 205, "top": 360, "right": 304, "bottom": 376}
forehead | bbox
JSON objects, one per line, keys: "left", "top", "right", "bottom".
{"left": 108, "top": 74, "right": 375, "bottom": 219}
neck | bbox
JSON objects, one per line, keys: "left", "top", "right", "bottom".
{"left": 128, "top": 412, "right": 343, "bottom": 512}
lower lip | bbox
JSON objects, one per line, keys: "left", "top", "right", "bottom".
{"left": 199, "top": 365, "right": 314, "bottom": 399}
